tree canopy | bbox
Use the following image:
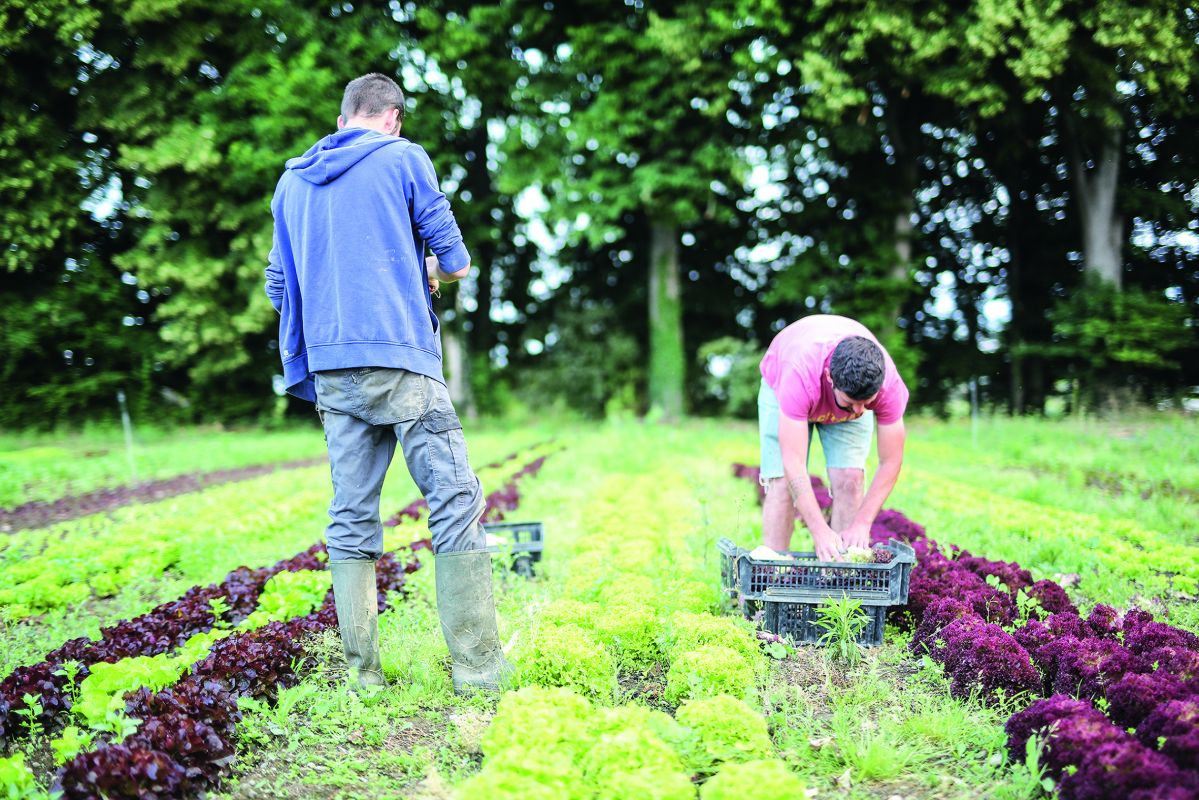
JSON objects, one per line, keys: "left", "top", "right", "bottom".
{"left": 1, "top": 0, "right": 1196, "bottom": 427}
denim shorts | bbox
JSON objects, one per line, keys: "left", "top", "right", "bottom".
{"left": 758, "top": 378, "right": 873, "bottom": 479}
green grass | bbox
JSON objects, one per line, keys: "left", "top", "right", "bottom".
{"left": 905, "top": 415, "right": 1199, "bottom": 541}
{"left": 0, "top": 426, "right": 330, "bottom": 508}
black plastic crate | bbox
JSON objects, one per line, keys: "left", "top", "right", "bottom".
{"left": 484, "top": 521, "right": 544, "bottom": 578}
{"left": 764, "top": 598, "right": 889, "bottom": 647}
{"left": 718, "top": 538, "right": 915, "bottom": 646}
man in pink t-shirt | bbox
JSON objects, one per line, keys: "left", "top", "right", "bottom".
{"left": 758, "top": 315, "right": 910, "bottom": 561}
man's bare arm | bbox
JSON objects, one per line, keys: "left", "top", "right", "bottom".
{"left": 779, "top": 413, "right": 845, "bottom": 561}
{"left": 848, "top": 418, "right": 906, "bottom": 533}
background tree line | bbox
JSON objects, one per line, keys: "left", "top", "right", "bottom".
{"left": 2, "top": 0, "right": 1197, "bottom": 428}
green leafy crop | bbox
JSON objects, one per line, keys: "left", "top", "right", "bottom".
{"left": 0, "top": 754, "right": 45, "bottom": 800}
{"left": 591, "top": 603, "right": 665, "bottom": 671}
{"left": 480, "top": 686, "right": 595, "bottom": 763}
{"left": 664, "top": 645, "right": 754, "bottom": 704}
{"left": 700, "top": 759, "right": 808, "bottom": 799}
{"left": 671, "top": 694, "right": 774, "bottom": 776}
{"left": 666, "top": 611, "right": 763, "bottom": 669}
{"left": 515, "top": 623, "right": 617, "bottom": 700}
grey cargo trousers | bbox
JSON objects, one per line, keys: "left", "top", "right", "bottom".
{"left": 314, "top": 367, "right": 486, "bottom": 559}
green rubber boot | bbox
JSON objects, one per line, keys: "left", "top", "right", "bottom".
{"left": 329, "top": 559, "right": 386, "bottom": 689}
{"left": 435, "top": 550, "right": 513, "bottom": 693}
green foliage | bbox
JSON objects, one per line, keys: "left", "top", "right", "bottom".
{"left": 515, "top": 623, "right": 617, "bottom": 700}
{"left": 666, "top": 579, "right": 723, "bottom": 616}
{"left": 70, "top": 568, "right": 324, "bottom": 731}
{"left": 814, "top": 596, "right": 871, "bottom": 666}
{"left": 480, "top": 686, "right": 595, "bottom": 762}
{"left": 590, "top": 603, "right": 665, "bottom": 671}
{"left": 581, "top": 708, "right": 693, "bottom": 800}
{"left": 0, "top": 427, "right": 323, "bottom": 508}
{"left": 457, "top": 755, "right": 590, "bottom": 800}
{"left": 0, "top": 534, "right": 181, "bottom": 618}
{"left": 696, "top": 337, "right": 764, "bottom": 419}
{"left": 51, "top": 724, "right": 95, "bottom": 766}
{"left": 467, "top": 688, "right": 692, "bottom": 800}
{"left": 237, "top": 568, "right": 329, "bottom": 630}
{"left": 666, "top": 611, "right": 763, "bottom": 669}
{"left": 516, "top": 304, "right": 645, "bottom": 419}
{"left": 670, "top": 694, "right": 774, "bottom": 776}
{"left": 664, "top": 645, "right": 754, "bottom": 704}
{"left": 1047, "top": 280, "right": 1196, "bottom": 407}
{"left": 0, "top": 753, "right": 45, "bottom": 800}
{"left": 0, "top": 467, "right": 330, "bottom": 625}
{"left": 700, "top": 759, "right": 808, "bottom": 799}
{"left": 15, "top": 692, "right": 44, "bottom": 739}
{"left": 72, "top": 628, "right": 228, "bottom": 729}
{"left": 538, "top": 599, "right": 603, "bottom": 630}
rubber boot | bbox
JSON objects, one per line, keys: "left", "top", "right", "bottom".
{"left": 329, "top": 560, "right": 386, "bottom": 689}
{"left": 435, "top": 550, "right": 513, "bottom": 692}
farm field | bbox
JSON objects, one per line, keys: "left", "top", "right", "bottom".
{"left": 1, "top": 415, "right": 1196, "bottom": 799}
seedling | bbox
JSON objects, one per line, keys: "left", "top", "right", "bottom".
{"left": 814, "top": 596, "right": 870, "bottom": 667}
{"left": 50, "top": 725, "right": 95, "bottom": 766}
{"left": 16, "top": 693, "right": 44, "bottom": 740}
{"left": 54, "top": 659, "right": 84, "bottom": 701}
{"left": 208, "top": 596, "right": 233, "bottom": 629}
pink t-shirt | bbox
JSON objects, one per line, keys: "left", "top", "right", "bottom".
{"left": 760, "top": 315, "right": 909, "bottom": 425}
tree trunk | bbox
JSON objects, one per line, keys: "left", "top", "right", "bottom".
{"left": 885, "top": 102, "right": 920, "bottom": 343}
{"left": 1007, "top": 193, "right": 1025, "bottom": 415}
{"left": 648, "top": 221, "right": 685, "bottom": 420}
{"left": 1066, "top": 123, "right": 1123, "bottom": 289}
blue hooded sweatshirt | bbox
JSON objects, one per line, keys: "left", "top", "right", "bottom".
{"left": 265, "top": 128, "right": 470, "bottom": 401}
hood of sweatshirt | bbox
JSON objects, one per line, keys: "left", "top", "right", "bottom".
{"left": 284, "top": 127, "right": 406, "bottom": 185}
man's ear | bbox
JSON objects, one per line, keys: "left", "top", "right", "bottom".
{"left": 337, "top": 115, "right": 346, "bottom": 129}
{"left": 389, "top": 107, "right": 402, "bottom": 136}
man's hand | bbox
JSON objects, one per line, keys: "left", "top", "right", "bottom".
{"left": 839, "top": 522, "right": 871, "bottom": 550}
{"left": 427, "top": 277, "right": 440, "bottom": 297}
{"left": 811, "top": 528, "right": 846, "bottom": 562}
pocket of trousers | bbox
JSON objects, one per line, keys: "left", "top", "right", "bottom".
{"left": 420, "top": 411, "right": 472, "bottom": 490}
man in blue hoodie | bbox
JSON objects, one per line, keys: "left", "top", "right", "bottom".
{"left": 265, "top": 73, "right": 509, "bottom": 693}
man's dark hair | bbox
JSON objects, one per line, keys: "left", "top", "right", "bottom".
{"left": 341, "top": 73, "right": 405, "bottom": 121}
{"left": 829, "top": 336, "right": 885, "bottom": 400}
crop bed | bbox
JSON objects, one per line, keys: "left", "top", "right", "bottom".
{"left": 0, "top": 456, "right": 326, "bottom": 533}
{"left": 730, "top": 465, "right": 1199, "bottom": 799}
{"left": 1, "top": 419, "right": 1196, "bottom": 799}
{"left": 0, "top": 444, "right": 550, "bottom": 797}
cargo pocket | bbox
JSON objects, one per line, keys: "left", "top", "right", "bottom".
{"left": 421, "top": 410, "right": 472, "bottom": 491}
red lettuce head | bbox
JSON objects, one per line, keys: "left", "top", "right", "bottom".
{"left": 1026, "top": 580, "right": 1078, "bottom": 616}
{"left": 1136, "top": 695, "right": 1199, "bottom": 771}
{"left": 1058, "top": 738, "right": 1187, "bottom": 800}
{"left": 1105, "top": 671, "right": 1188, "bottom": 729}
{"left": 1005, "top": 695, "right": 1124, "bottom": 776}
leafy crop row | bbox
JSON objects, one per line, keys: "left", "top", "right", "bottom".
{"left": 0, "top": 542, "right": 332, "bottom": 743}
{"left": 901, "top": 469, "right": 1199, "bottom": 604}
{"left": 0, "top": 456, "right": 324, "bottom": 533}
{"left": 0, "top": 429, "right": 325, "bottom": 511}
{"left": 1, "top": 448, "right": 551, "bottom": 797}
{"left": 0, "top": 467, "right": 338, "bottom": 621}
{"left": 457, "top": 686, "right": 799, "bottom": 799}
{"left": 460, "top": 466, "right": 809, "bottom": 797}
{"left": 731, "top": 464, "right": 1199, "bottom": 799}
